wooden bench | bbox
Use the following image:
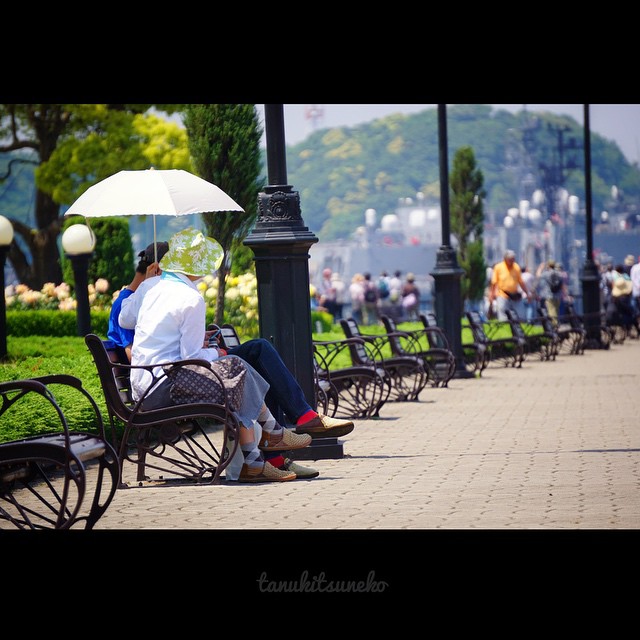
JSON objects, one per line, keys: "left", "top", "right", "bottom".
{"left": 380, "top": 314, "right": 455, "bottom": 388}
{"left": 85, "top": 334, "right": 241, "bottom": 487}
{"left": 465, "top": 310, "right": 526, "bottom": 369}
{"left": 339, "top": 317, "right": 429, "bottom": 402}
{"left": 0, "top": 375, "right": 119, "bottom": 529}
{"left": 420, "top": 312, "right": 490, "bottom": 376}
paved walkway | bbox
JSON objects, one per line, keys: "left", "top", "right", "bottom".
{"left": 94, "top": 336, "right": 640, "bottom": 530}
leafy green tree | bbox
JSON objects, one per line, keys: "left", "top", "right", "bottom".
{"left": 450, "top": 146, "right": 487, "bottom": 304}
{"left": 183, "top": 104, "right": 264, "bottom": 325}
{"left": 0, "top": 104, "right": 187, "bottom": 289}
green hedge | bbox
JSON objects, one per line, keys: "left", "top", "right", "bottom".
{"left": 6, "top": 310, "right": 110, "bottom": 338}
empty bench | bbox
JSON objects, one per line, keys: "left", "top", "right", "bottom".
{"left": 0, "top": 375, "right": 119, "bottom": 530}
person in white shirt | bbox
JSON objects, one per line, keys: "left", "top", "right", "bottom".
{"left": 520, "top": 266, "right": 536, "bottom": 321}
{"left": 629, "top": 255, "right": 640, "bottom": 318}
{"left": 129, "top": 227, "right": 312, "bottom": 483}
{"left": 330, "top": 271, "right": 346, "bottom": 321}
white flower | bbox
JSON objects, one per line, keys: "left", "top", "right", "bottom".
{"left": 95, "top": 278, "right": 110, "bottom": 294}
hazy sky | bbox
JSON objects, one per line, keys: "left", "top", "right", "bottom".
{"left": 255, "top": 104, "right": 640, "bottom": 165}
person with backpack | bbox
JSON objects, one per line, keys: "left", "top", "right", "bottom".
{"left": 536, "top": 259, "right": 564, "bottom": 326}
{"left": 376, "top": 271, "right": 392, "bottom": 316}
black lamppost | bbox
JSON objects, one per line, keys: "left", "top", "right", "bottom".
{"left": 0, "top": 215, "right": 14, "bottom": 360}
{"left": 430, "top": 105, "right": 473, "bottom": 378}
{"left": 62, "top": 223, "right": 96, "bottom": 337}
{"left": 579, "top": 104, "right": 603, "bottom": 348}
{"left": 244, "top": 105, "right": 338, "bottom": 459}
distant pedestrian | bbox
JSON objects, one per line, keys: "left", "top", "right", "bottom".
{"left": 520, "top": 266, "right": 536, "bottom": 322}
{"left": 401, "top": 273, "right": 420, "bottom": 320}
{"left": 349, "top": 273, "right": 365, "bottom": 324}
{"left": 489, "top": 249, "right": 532, "bottom": 321}
{"left": 361, "top": 272, "right": 379, "bottom": 325}
{"left": 536, "top": 259, "right": 564, "bottom": 326}
{"left": 387, "top": 270, "right": 403, "bottom": 321}
{"left": 388, "top": 270, "right": 402, "bottom": 300}
{"left": 319, "top": 267, "right": 337, "bottom": 319}
{"left": 629, "top": 255, "right": 640, "bottom": 316}
{"left": 330, "top": 272, "right": 346, "bottom": 321}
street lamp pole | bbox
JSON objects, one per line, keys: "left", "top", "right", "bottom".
{"left": 430, "top": 105, "right": 472, "bottom": 378}
{"left": 244, "top": 105, "right": 335, "bottom": 458}
{"left": 62, "top": 223, "right": 96, "bottom": 337}
{"left": 0, "top": 215, "right": 14, "bottom": 360}
{"left": 579, "top": 104, "right": 603, "bottom": 348}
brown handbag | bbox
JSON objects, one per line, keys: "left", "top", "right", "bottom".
{"left": 164, "top": 356, "right": 247, "bottom": 410}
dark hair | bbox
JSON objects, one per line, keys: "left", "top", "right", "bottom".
{"left": 136, "top": 241, "right": 169, "bottom": 274}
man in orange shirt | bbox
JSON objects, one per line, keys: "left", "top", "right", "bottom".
{"left": 489, "top": 250, "right": 532, "bottom": 320}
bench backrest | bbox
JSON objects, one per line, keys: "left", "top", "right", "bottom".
{"left": 537, "top": 306, "right": 558, "bottom": 333}
{"left": 339, "top": 318, "right": 373, "bottom": 365}
{"left": 420, "top": 312, "right": 438, "bottom": 328}
{"left": 465, "top": 311, "right": 490, "bottom": 344}
{"left": 564, "top": 303, "right": 585, "bottom": 330}
{"left": 379, "top": 315, "right": 407, "bottom": 355}
{"left": 85, "top": 334, "right": 135, "bottom": 424}
{"left": 504, "top": 309, "right": 526, "bottom": 340}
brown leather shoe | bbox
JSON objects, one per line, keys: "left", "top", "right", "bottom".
{"left": 294, "top": 414, "right": 354, "bottom": 439}
{"left": 237, "top": 462, "right": 296, "bottom": 483}
{"left": 259, "top": 428, "right": 312, "bottom": 451}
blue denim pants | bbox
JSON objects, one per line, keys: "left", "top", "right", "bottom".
{"left": 228, "top": 338, "right": 312, "bottom": 425}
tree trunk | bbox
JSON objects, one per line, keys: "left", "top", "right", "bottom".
{"left": 8, "top": 192, "right": 62, "bottom": 289}
{"left": 215, "top": 259, "right": 228, "bottom": 326}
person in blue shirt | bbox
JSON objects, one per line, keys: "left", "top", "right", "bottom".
{"left": 107, "top": 241, "right": 169, "bottom": 361}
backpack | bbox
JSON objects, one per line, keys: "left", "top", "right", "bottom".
{"left": 377, "top": 278, "right": 390, "bottom": 299}
{"left": 364, "top": 284, "right": 378, "bottom": 303}
{"left": 548, "top": 270, "right": 562, "bottom": 294}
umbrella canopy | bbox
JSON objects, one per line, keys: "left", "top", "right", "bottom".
{"left": 64, "top": 168, "right": 244, "bottom": 262}
{"left": 64, "top": 168, "right": 243, "bottom": 217}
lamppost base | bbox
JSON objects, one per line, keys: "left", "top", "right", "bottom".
{"left": 284, "top": 437, "right": 344, "bottom": 460}
{"left": 583, "top": 338, "right": 609, "bottom": 351}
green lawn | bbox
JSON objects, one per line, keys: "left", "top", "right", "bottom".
{"left": 0, "top": 319, "right": 525, "bottom": 443}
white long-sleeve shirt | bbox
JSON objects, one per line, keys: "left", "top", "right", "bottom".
{"left": 129, "top": 272, "right": 221, "bottom": 401}
{"left": 118, "top": 276, "right": 161, "bottom": 330}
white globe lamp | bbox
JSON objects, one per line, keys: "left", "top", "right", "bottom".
{"left": 0, "top": 215, "right": 14, "bottom": 247}
{"left": 62, "top": 223, "right": 96, "bottom": 255}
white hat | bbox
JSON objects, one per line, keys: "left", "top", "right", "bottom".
{"left": 612, "top": 277, "right": 633, "bottom": 297}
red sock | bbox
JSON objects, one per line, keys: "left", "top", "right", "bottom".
{"left": 268, "top": 455, "right": 286, "bottom": 468}
{"left": 296, "top": 410, "right": 318, "bottom": 426}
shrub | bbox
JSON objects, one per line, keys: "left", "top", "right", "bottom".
{"left": 6, "top": 310, "right": 109, "bottom": 337}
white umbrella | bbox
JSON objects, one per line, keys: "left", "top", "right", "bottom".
{"left": 64, "top": 168, "right": 244, "bottom": 261}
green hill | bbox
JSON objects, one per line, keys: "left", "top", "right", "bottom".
{"left": 286, "top": 104, "right": 640, "bottom": 240}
